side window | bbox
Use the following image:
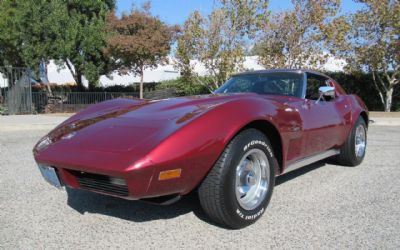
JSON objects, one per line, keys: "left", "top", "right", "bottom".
{"left": 305, "top": 73, "right": 328, "bottom": 100}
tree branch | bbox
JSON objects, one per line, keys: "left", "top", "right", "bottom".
{"left": 65, "top": 59, "right": 77, "bottom": 81}
{"left": 392, "top": 64, "right": 400, "bottom": 85}
{"left": 371, "top": 70, "right": 385, "bottom": 107}
{"left": 383, "top": 69, "right": 396, "bottom": 87}
{"left": 375, "top": 70, "right": 388, "bottom": 92}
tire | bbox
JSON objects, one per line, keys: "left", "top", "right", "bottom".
{"left": 198, "top": 129, "right": 276, "bottom": 229}
{"left": 337, "top": 117, "right": 367, "bottom": 166}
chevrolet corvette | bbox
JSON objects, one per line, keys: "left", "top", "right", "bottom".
{"left": 34, "top": 69, "right": 368, "bottom": 228}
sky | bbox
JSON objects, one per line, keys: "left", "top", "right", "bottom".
{"left": 116, "top": 0, "right": 364, "bottom": 25}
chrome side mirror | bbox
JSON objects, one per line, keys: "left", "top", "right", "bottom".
{"left": 316, "top": 86, "right": 335, "bottom": 103}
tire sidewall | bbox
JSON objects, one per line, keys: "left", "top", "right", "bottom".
{"left": 222, "top": 130, "right": 276, "bottom": 228}
{"left": 349, "top": 118, "right": 367, "bottom": 164}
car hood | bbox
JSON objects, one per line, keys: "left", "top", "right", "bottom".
{"left": 34, "top": 94, "right": 255, "bottom": 158}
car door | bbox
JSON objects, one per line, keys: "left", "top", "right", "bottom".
{"left": 299, "top": 73, "right": 345, "bottom": 156}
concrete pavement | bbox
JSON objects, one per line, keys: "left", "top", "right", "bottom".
{"left": 0, "top": 115, "right": 399, "bottom": 249}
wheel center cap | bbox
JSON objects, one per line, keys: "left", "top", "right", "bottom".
{"left": 246, "top": 171, "right": 256, "bottom": 186}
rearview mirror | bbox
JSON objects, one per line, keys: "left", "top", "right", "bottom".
{"left": 316, "top": 86, "right": 335, "bottom": 103}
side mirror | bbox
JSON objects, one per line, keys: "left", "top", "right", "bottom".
{"left": 316, "top": 86, "right": 335, "bottom": 103}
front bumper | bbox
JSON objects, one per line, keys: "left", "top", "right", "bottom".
{"left": 38, "top": 165, "right": 64, "bottom": 189}
{"left": 40, "top": 164, "right": 155, "bottom": 200}
{"left": 35, "top": 160, "right": 192, "bottom": 201}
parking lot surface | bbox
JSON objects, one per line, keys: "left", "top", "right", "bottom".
{"left": 0, "top": 116, "right": 399, "bottom": 249}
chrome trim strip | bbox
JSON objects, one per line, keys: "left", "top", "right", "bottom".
{"left": 284, "top": 149, "right": 340, "bottom": 174}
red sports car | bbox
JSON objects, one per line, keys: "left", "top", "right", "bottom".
{"left": 34, "top": 69, "right": 368, "bottom": 229}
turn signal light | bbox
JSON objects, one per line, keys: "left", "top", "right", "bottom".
{"left": 158, "top": 169, "right": 182, "bottom": 181}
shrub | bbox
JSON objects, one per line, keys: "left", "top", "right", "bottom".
{"left": 325, "top": 71, "right": 399, "bottom": 111}
{"left": 29, "top": 72, "right": 400, "bottom": 111}
{"left": 31, "top": 82, "right": 159, "bottom": 93}
{"left": 157, "top": 77, "right": 210, "bottom": 96}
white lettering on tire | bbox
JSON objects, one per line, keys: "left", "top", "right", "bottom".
{"left": 236, "top": 209, "right": 244, "bottom": 219}
{"left": 243, "top": 140, "right": 273, "bottom": 157}
{"left": 236, "top": 208, "right": 265, "bottom": 221}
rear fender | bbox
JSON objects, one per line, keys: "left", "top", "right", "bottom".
{"left": 350, "top": 95, "right": 369, "bottom": 127}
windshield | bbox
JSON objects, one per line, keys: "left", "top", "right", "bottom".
{"left": 214, "top": 72, "right": 304, "bottom": 98}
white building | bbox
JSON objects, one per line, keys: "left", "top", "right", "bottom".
{"left": 1, "top": 55, "right": 346, "bottom": 88}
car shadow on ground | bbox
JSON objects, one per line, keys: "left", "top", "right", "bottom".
{"left": 275, "top": 159, "right": 332, "bottom": 186}
{"left": 66, "top": 158, "right": 336, "bottom": 225}
{"left": 66, "top": 187, "right": 204, "bottom": 222}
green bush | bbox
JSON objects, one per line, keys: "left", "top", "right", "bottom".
{"left": 325, "top": 71, "right": 399, "bottom": 111}
{"left": 158, "top": 73, "right": 399, "bottom": 111}
{"left": 32, "top": 83, "right": 79, "bottom": 92}
{"left": 0, "top": 105, "right": 7, "bottom": 115}
{"left": 29, "top": 72, "right": 399, "bottom": 111}
{"left": 31, "top": 82, "right": 159, "bottom": 93}
{"left": 156, "top": 77, "right": 210, "bottom": 96}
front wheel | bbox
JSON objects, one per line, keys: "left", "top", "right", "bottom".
{"left": 337, "top": 117, "right": 367, "bottom": 166}
{"left": 198, "top": 129, "right": 277, "bottom": 229}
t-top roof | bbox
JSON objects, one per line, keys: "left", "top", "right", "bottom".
{"left": 233, "top": 69, "right": 331, "bottom": 79}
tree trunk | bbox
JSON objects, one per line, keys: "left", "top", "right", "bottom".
{"left": 45, "top": 84, "right": 53, "bottom": 96}
{"left": 76, "top": 71, "right": 84, "bottom": 91}
{"left": 44, "top": 64, "right": 53, "bottom": 96}
{"left": 139, "top": 65, "right": 144, "bottom": 99}
{"left": 38, "top": 61, "right": 52, "bottom": 96}
{"left": 384, "top": 86, "right": 393, "bottom": 112}
{"left": 65, "top": 60, "right": 84, "bottom": 90}
{"left": 371, "top": 71, "right": 386, "bottom": 111}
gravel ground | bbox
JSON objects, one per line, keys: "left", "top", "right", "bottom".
{"left": 0, "top": 121, "right": 399, "bottom": 249}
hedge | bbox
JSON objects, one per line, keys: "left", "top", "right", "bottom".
{"left": 31, "top": 82, "right": 159, "bottom": 93}
{"left": 156, "top": 73, "right": 399, "bottom": 111}
{"left": 325, "top": 72, "right": 399, "bottom": 111}
{"left": 25, "top": 72, "right": 400, "bottom": 111}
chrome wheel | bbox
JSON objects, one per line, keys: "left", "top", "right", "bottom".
{"left": 355, "top": 124, "right": 366, "bottom": 158}
{"left": 235, "top": 148, "right": 270, "bottom": 210}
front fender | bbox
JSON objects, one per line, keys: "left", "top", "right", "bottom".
{"left": 143, "top": 97, "right": 286, "bottom": 196}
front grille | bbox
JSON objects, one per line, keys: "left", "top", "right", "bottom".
{"left": 68, "top": 170, "right": 129, "bottom": 197}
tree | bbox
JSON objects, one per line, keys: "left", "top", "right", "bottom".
{"left": 0, "top": 1, "right": 23, "bottom": 67}
{"left": 175, "top": 0, "right": 268, "bottom": 91}
{"left": 0, "top": 0, "right": 68, "bottom": 72}
{"left": 58, "top": 0, "right": 115, "bottom": 89}
{"left": 0, "top": 0, "right": 115, "bottom": 89}
{"left": 326, "top": 0, "right": 399, "bottom": 111}
{"left": 105, "top": 4, "right": 175, "bottom": 99}
{"left": 255, "top": 0, "right": 340, "bottom": 69}
{"left": 205, "top": 0, "right": 269, "bottom": 88}
{"left": 174, "top": 11, "right": 203, "bottom": 82}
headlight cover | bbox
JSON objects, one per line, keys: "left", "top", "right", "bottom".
{"left": 35, "top": 136, "right": 53, "bottom": 153}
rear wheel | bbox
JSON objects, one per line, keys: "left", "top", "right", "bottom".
{"left": 337, "top": 117, "right": 367, "bottom": 166}
{"left": 198, "top": 129, "right": 276, "bottom": 229}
